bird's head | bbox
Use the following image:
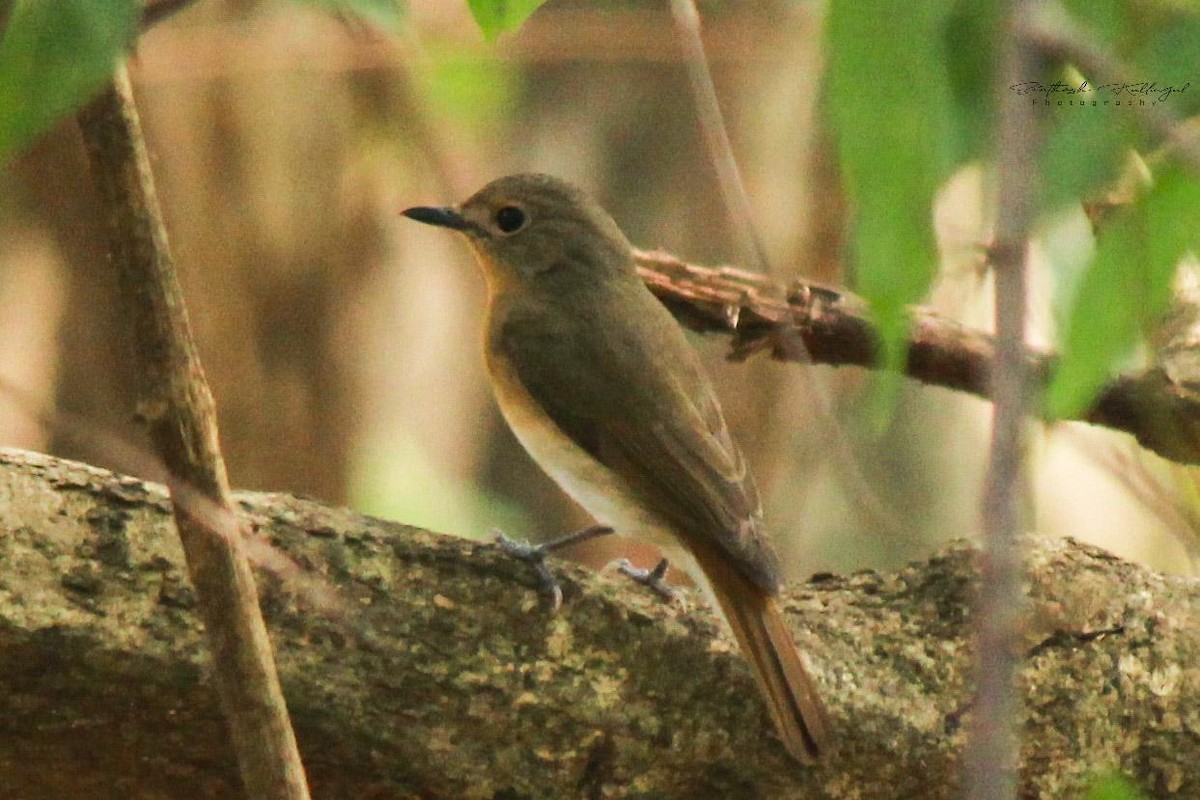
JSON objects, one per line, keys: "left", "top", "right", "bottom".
{"left": 402, "top": 173, "right": 636, "bottom": 293}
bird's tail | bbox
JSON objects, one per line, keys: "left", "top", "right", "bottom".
{"left": 704, "top": 560, "right": 833, "bottom": 763}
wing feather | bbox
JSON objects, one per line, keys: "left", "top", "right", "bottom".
{"left": 496, "top": 285, "right": 781, "bottom": 593}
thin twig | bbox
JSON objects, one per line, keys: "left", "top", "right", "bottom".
{"left": 75, "top": 65, "right": 311, "bottom": 800}
{"left": 964, "top": 5, "right": 1039, "bottom": 799}
{"left": 667, "top": 0, "right": 771, "bottom": 272}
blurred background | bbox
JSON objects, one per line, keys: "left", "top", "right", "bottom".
{"left": 0, "top": 0, "right": 1194, "bottom": 581}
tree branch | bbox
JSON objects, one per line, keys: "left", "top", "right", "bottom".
{"left": 635, "top": 249, "right": 1200, "bottom": 465}
{"left": 75, "top": 66, "right": 309, "bottom": 799}
{"left": 0, "top": 448, "right": 1195, "bottom": 797}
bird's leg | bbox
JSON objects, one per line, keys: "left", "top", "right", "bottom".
{"left": 614, "top": 558, "right": 684, "bottom": 605}
{"left": 492, "top": 524, "right": 614, "bottom": 611}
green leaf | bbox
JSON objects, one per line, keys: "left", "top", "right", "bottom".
{"left": 1085, "top": 771, "right": 1147, "bottom": 800}
{"left": 1062, "top": 0, "right": 1127, "bottom": 50}
{"left": 1131, "top": 11, "right": 1200, "bottom": 116}
{"left": 467, "top": 0, "right": 548, "bottom": 42}
{"left": 0, "top": 0, "right": 139, "bottom": 165}
{"left": 1047, "top": 165, "right": 1200, "bottom": 417}
{"left": 294, "top": 0, "right": 405, "bottom": 33}
{"left": 826, "top": 0, "right": 967, "bottom": 378}
{"left": 943, "top": 0, "right": 1001, "bottom": 162}
{"left": 1038, "top": 93, "right": 1137, "bottom": 212}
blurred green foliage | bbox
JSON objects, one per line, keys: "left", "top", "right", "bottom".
{"left": 467, "top": 0, "right": 549, "bottom": 41}
{"left": 419, "top": 55, "right": 519, "bottom": 129}
{"left": 1049, "top": 166, "right": 1200, "bottom": 415}
{"left": 825, "top": 0, "right": 962, "bottom": 387}
{"left": 824, "top": 0, "right": 1200, "bottom": 420}
{"left": 0, "top": 0, "right": 138, "bottom": 164}
{"left": 295, "top": 0, "right": 405, "bottom": 32}
{"left": 1038, "top": 75, "right": 1137, "bottom": 212}
{"left": 0, "top": 0, "right": 404, "bottom": 167}
{"left": 352, "top": 434, "right": 532, "bottom": 542}
{"left": 1131, "top": 6, "right": 1200, "bottom": 117}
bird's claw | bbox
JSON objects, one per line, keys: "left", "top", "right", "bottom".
{"left": 493, "top": 530, "right": 563, "bottom": 611}
{"left": 492, "top": 525, "right": 616, "bottom": 612}
{"left": 614, "top": 557, "right": 685, "bottom": 607}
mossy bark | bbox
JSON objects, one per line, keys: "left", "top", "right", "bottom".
{"left": 0, "top": 447, "right": 1195, "bottom": 798}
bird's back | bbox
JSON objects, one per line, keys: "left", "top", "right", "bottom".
{"left": 486, "top": 272, "right": 783, "bottom": 595}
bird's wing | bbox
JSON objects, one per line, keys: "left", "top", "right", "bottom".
{"left": 497, "top": 289, "right": 782, "bottom": 594}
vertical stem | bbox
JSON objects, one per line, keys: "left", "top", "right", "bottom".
{"left": 965, "top": 5, "right": 1039, "bottom": 800}
{"left": 668, "top": 0, "right": 772, "bottom": 273}
{"left": 76, "top": 64, "right": 311, "bottom": 800}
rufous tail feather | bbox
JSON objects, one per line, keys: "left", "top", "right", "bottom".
{"left": 704, "top": 559, "right": 833, "bottom": 763}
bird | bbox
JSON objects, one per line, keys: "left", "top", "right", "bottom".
{"left": 401, "top": 173, "right": 832, "bottom": 763}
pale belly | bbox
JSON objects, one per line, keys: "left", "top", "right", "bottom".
{"left": 487, "top": 349, "right": 708, "bottom": 588}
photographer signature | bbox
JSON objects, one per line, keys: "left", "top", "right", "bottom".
{"left": 1010, "top": 80, "right": 1190, "bottom": 103}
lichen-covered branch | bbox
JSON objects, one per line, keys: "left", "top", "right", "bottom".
{"left": 0, "top": 448, "right": 1195, "bottom": 798}
{"left": 635, "top": 249, "right": 1200, "bottom": 466}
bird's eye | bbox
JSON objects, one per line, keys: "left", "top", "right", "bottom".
{"left": 495, "top": 206, "right": 527, "bottom": 234}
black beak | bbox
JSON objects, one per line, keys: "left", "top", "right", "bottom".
{"left": 401, "top": 205, "right": 471, "bottom": 231}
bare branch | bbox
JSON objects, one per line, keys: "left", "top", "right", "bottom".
{"left": 75, "top": 65, "right": 310, "bottom": 799}
{"left": 635, "top": 250, "right": 1200, "bottom": 466}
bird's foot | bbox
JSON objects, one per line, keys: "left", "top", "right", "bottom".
{"left": 613, "top": 557, "right": 686, "bottom": 608}
{"left": 492, "top": 524, "right": 614, "bottom": 611}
